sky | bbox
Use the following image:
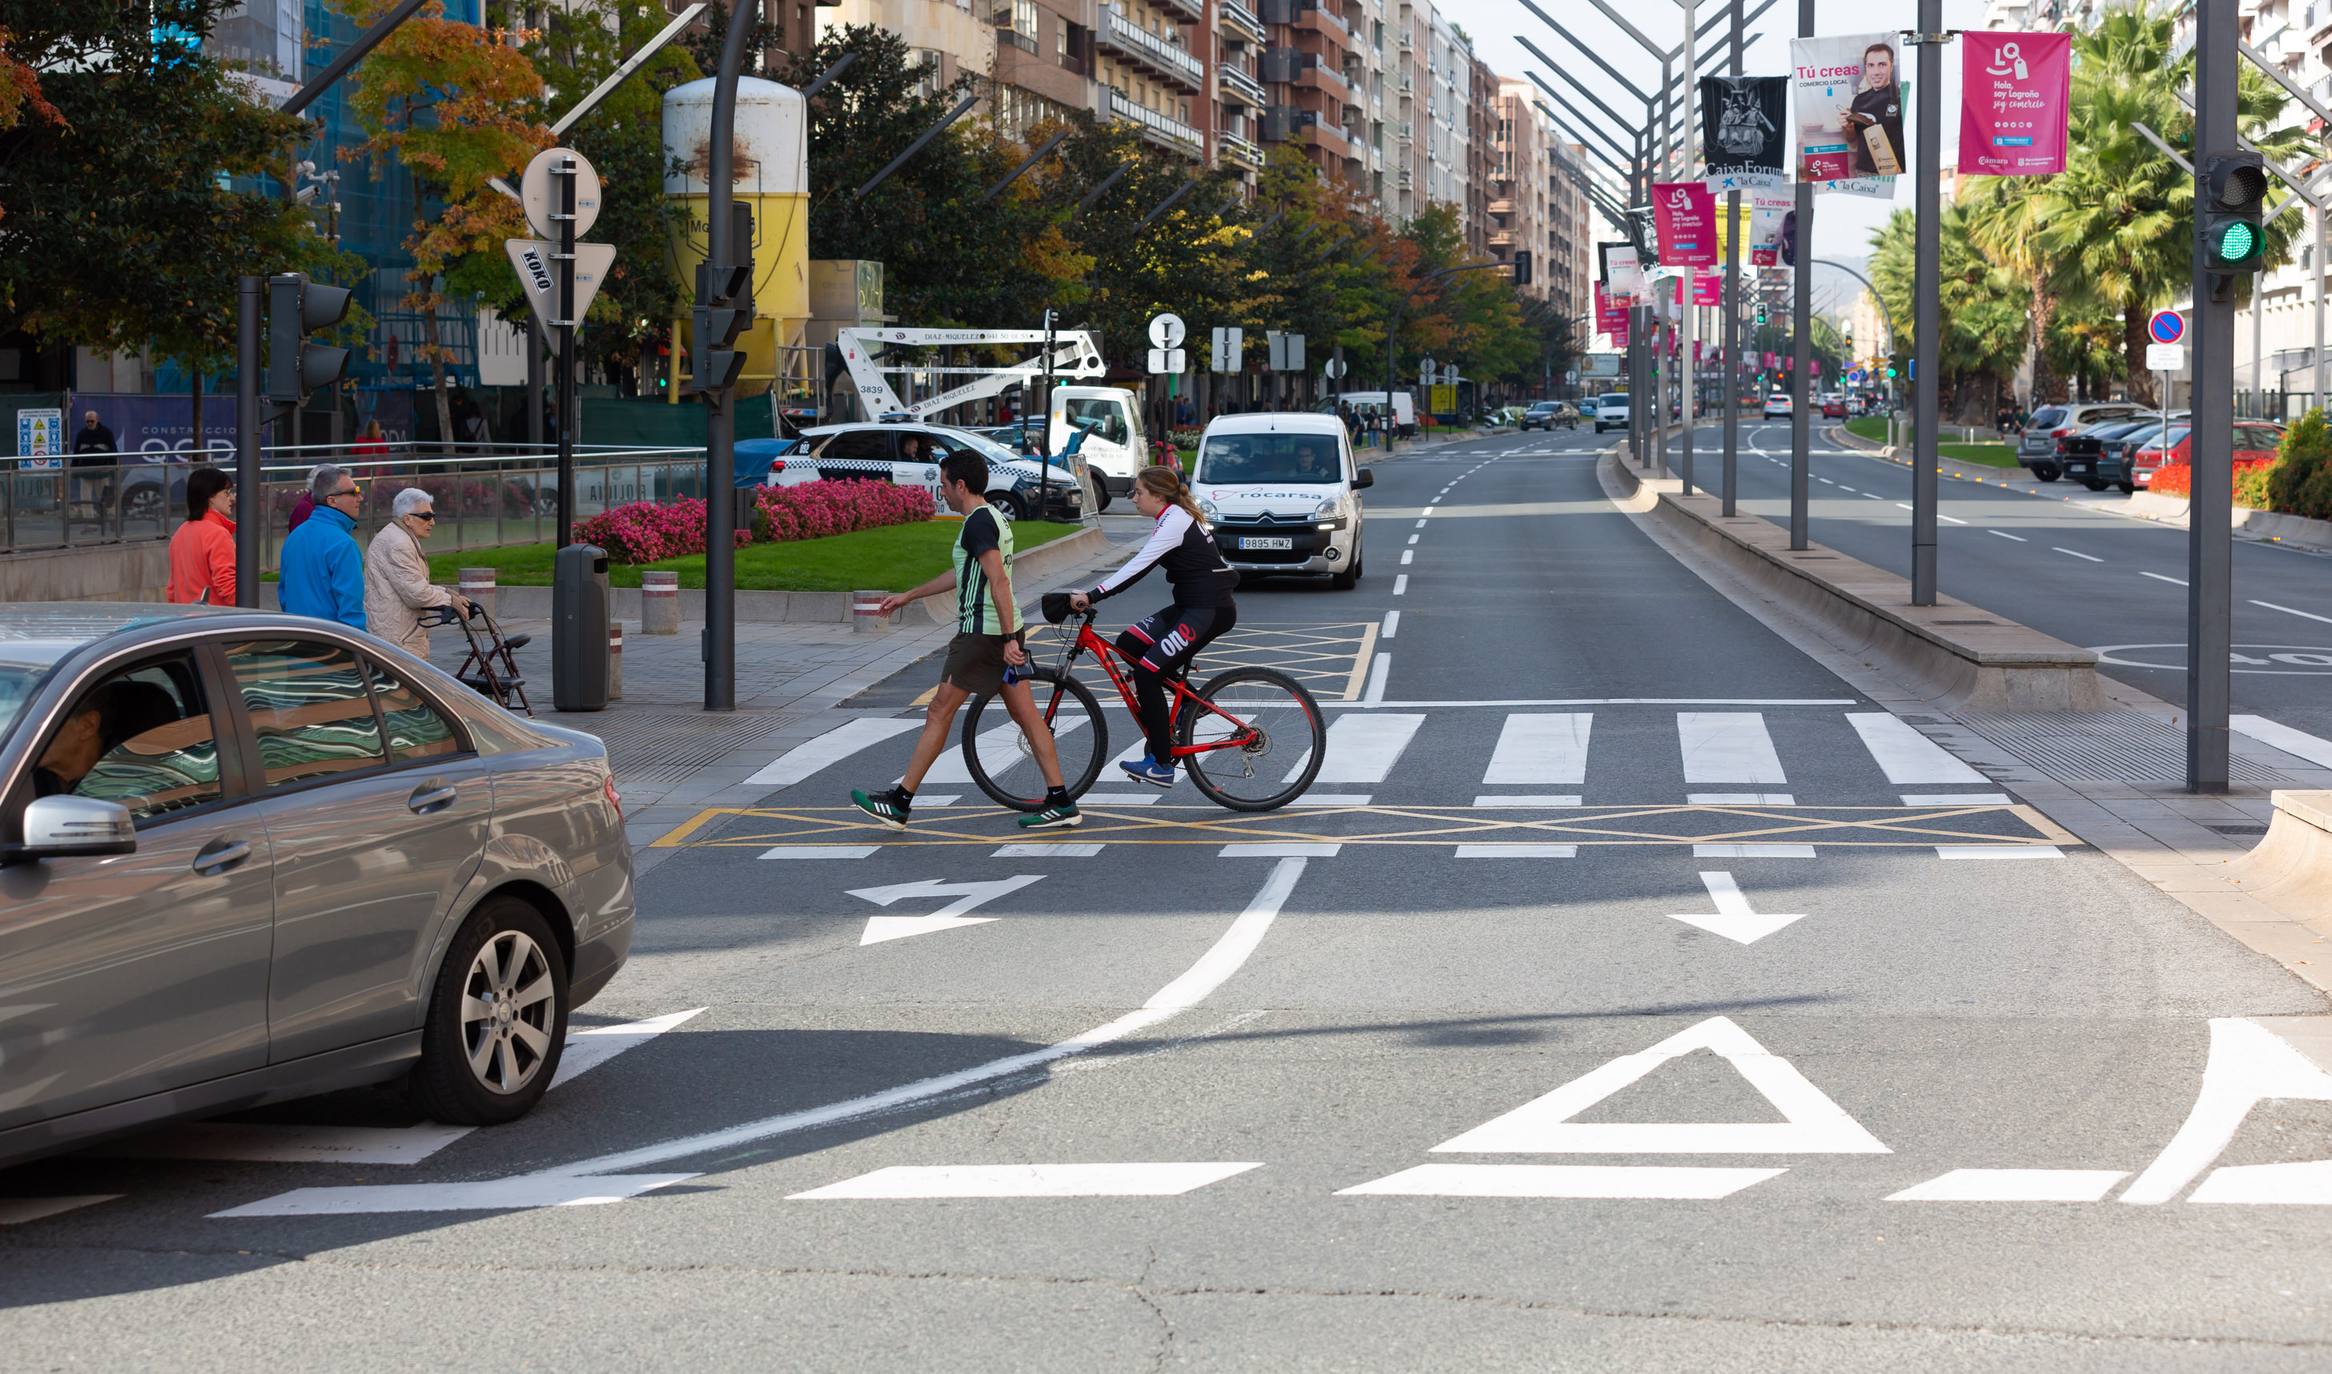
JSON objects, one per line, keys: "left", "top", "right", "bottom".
{"left": 1438, "top": 0, "right": 1996, "bottom": 278}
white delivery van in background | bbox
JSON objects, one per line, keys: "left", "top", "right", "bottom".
{"left": 1330, "top": 390, "right": 1416, "bottom": 437}
{"left": 1190, "top": 411, "right": 1372, "bottom": 589}
{"left": 1049, "top": 386, "right": 1147, "bottom": 498}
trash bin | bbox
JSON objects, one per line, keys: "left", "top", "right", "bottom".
{"left": 553, "top": 543, "right": 611, "bottom": 712}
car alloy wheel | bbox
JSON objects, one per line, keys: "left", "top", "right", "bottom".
{"left": 461, "top": 929, "right": 557, "bottom": 1095}
{"left": 411, "top": 897, "right": 570, "bottom": 1124}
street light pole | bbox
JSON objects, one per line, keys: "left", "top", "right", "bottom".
{"left": 1910, "top": 2, "right": 1943, "bottom": 606}
{"left": 1719, "top": 0, "right": 1742, "bottom": 516}
{"left": 700, "top": 0, "right": 756, "bottom": 712}
{"left": 1678, "top": 2, "right": 1698, "bottom": 494}
{"left": 1789, "top": 0, "right": 1814, "bottom": 549}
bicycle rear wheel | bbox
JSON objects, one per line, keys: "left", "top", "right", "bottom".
{"left": 962, "top": 668, "right": 1106, "bottom": 811}
{"left": 1176, "top": 666, "right": 1325, "bottom": 812}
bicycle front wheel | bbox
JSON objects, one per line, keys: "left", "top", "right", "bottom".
{"left": 1176, "top": 666, "right": 1326, "bottom": 812}
{"left": 962, "top": 668, "right": 1106, "bottom": 811}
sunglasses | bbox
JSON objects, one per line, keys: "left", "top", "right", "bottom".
{"left": 330, "top": 487, "right": 360, "bottom": 500}
{"left": 410, "top": 511, "right": 437, "bottom": 522}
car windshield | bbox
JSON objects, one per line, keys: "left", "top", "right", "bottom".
{"left": 1528, "top": 403, "right": 1557, "bottom": 413}
{"left": 2136, "top": 426, "right": 2190, "bottom": 452}
{"left": 1598, "top": 394, "right": 1629, "bottom": 408}
{"left": 1196, "top": 432, "right": 1344, "bottom": 484}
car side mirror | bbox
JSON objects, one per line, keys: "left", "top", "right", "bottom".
{"left": 7, "top": 795, "right": 137, "bottom": 863}
{"left": 1353, "top": 468, "right": 1374, "bottom": 490}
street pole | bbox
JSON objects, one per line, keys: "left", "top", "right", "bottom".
{"left": 1789, "top": 0, "right": 1813, "bottom": 549}
{"left": 527, "top": 318, "right": 545, "bottom": 452}
{"left": 1719, "top": 0, "right": 1742, "bottom": 516}
{"left": 235, "top": 275, "right": 262, "bottom": 606}
{"left": 1910, "top": 2, "right": 1942, "bottom": 606}
{"left": 2190, "top": 0, "right": 2237, "bottom": 793}
{"left": 701, "top": 0, "right": 755, "bottom": 712}
{"left": 1678, "top": 9, "right": 1698, "bottom": 491}
{"left": 2318, "top": 204, "right": 2327, "bottom": 412}
{"left": 554, "top": 152, "right": 578, "bottom": 550}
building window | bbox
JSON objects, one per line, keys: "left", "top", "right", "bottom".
{"left": 1014, "top": 0, "right": 1038, "bottom": 39}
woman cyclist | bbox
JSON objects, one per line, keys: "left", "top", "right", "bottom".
{"left": 1069, "top": 464, "right": 1238, "bottom": 787}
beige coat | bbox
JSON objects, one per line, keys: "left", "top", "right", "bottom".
{"left": 363, "top": 520, "right": 452, "bottom": 658}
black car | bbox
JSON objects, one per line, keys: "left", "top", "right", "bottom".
{"left": 2054, "top": 417, "right": 2165, "bottom": 492}
{"left": 1519, "top": 401, "right": 1573, "bottom": 432}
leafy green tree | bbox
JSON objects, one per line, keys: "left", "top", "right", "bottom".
{"left": 1870, "top": 203, "right": 2031, "bottom": 418}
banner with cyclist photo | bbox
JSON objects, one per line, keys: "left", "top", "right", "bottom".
{"left": 1699, "top": 74, "right": 1788, "bottom": 192}
{"left": 1791, "top": 32, "right": 1905, "bottom": 199}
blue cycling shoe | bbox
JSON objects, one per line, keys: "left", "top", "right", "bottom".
{"left": 1119, "top": 755, "right": 1175, "bottom": 788}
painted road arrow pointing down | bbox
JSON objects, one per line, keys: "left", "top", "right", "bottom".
{"left": 1665, "top": 872, "right": 1807, "bottom": 945}
{"left": 847, "top": 875, "right": 1046, "bottom": 945}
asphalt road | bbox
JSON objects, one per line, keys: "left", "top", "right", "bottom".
{"left": 5, "top": 427, "right": 2330, "bottom": 1370}
{"left": 1676, "top": 419, "right": 2332, "bottom": 746}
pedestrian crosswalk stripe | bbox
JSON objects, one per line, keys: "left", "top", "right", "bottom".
{"left": 1220, "top": 842, "right": 1342, "bottom": 857}
{"left": 921, "top": 717, "right": 1088, "bottom": 786}
{"left": 1936, "top": 845, "right": 2062, "bottom": 860}
{"left": 1483, "top": 712, "right": 1592, "bottom": 786}
{"left": 760, "top": 845, "right": 881, "bottom": 859}
{"left": 1303, "top": 713, "right": 1424, "bottom": 784}
{"left": 790, "top": 1162, "right": 1263, "bottom": 1200}
{"left": 1901, "top": 793, "right": 2009, "bottom": 806}
{"left": 1471, "top": 794, "right": 1582, "bottom": 808}
{"left": 1693, "top": 844, "right": 1816, "bottom": 859}
{"left": 992, "top": 843, "right": 1104, "bottom": 857}
{"left": 1339, "top": 1164, "right": 1785, "bottom": 1200}
{"left": 1846, "top": 713, "right": 1987, "bottom": 784}
{"left": 1455, "top": 844, "right": 1577, "bottom": 858}
{"left": 1292, "top": 793, "right": 1374, "bottom": 805}
{"left": 1679, "top": 712, "right": 1786, "bottom": 784}
{"left": 1687, "top": 792, "right": 1795, "bottom": 805}
{"left": 747, "top": 718, "right": 919, "bottom": 787}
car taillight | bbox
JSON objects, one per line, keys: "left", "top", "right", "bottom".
{"left": 603, "top": 774, "right": 622, "bottom": 819}
{"left": 2052, "top": 426, "right": 2072, "bottom": 438}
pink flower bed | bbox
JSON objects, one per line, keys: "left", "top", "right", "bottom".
{"left": 576, "top": 479, "right": 932, "bottom": 564}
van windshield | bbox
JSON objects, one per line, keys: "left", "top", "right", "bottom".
{"left": 1061, "top": 397, "right": 1128, "bottom": 444}
{"left": 1598, "top": 394, "right": 1630, "bottom": 408}
{"left": 1196, "top": 432, "right": 1344, "bottom": 485}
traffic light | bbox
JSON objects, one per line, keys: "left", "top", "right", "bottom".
{"left": 1885, "top": 364, "right": 1899, "bottom": 380}
{"left": 2199, "top": 151, "right": 2270, "bottom": 301}
{"left": 689, "top": 204, "right": 755, "bottom": 395}
{"left": 266, "top": 272, "right": 352, "bottom": 404}
{"left": 1512, "top": 251, "right": 1533, "bottom": 286}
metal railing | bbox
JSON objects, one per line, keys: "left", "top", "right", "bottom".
{"left": 1098, "top": 5, "right": 1205, "bottom": 88}
{"left": 1, "top": 443, "right": 707, "bottom": 567}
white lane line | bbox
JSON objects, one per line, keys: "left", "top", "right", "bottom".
{"left": 2252, "top": 599, "right": 2332, "bottom": 626}
{"left": 1392, "top": 574, "right": 1409, "bottom": 595}
{"left": 1678, "top": 712, "right": 1786, "bottom": 784}
{"left": 2191, "top": 1160, "right": 2332, "bottom": 1205}
{"left": 1221, "top": 842, "right": 1342, "bottom": 857}
{"left": 1887, "top": 1169, "right": 2127, "bottom": 1203}
{"left": 1400, "top": 550, "right": 1414, "bottom": 565}
{"left": 1935, "top": 845, "right": 2064, "bottom": 860}
{"left": 1686, "top": 792, "right": 1796, "bottom": 805}
{"left": 1894, "top": 502, "right": 1914, "bottom": 511}
{"left": 791, "top": 1162, "right": 1262, "bottom": 1200}
{"left": 1307, "top": 712, "right": 1423, "bottom": 782}
{"left": 2232, "top": 715, "right": 2332, "bottom": 769}
{"left": 1469, "top": 794, "right": 1583, "bottom": 807}
{"left": 1862, "top": 493, "right": 1885, "bottom": 501}
{"left": 991, "top": 842, "right": 1105, "bottom": 857}
{"left": 2052, "top": 547, "right": 2104, "bottom": 563}
{"left": 1846, "top": 712, "right": 1987, "bottom": 784}
{"left": 1415, "top": 518, "right": 1428, "bottom": 528}
{"left": 1818, "top": 477, "right": 1837, "bottom": 486}
{"left": 1339, "top": 1165, "right": 1786, "bottom": 1199}
{"left": 1987, "top": 530, "right": 2028, "bottom": 542}
{"left": 760, "top": 845, "right": 881, "bottom": 859}
{"left": 2142, "top": 571, "right": 2188, "bottom": 586}
{"left": 746, "top": 718, "right": 919, "bottom": 787}
{"left": 1939, "top": 514, "right": 1968, "bottom": 525}
{"left": 224, "top": 859, "right": 1316, "bottom": 1215}
{"left": 1291, "top": 794, "right": 1375, "bottom": 806}
{"left": 1406, "top": 534, "right": 1419, "bottom": 546}
{"left": 549, "top": 1008, "right": 710, "bottom": 1090}
{"left": 1901, "top": 793, "right": 2012, "bottom": 806}
{"left": 1692, "top": 844, "right": 1817, "bottom": 859}
{"left": 1380, "top": 610, "right": 1400, "bottom": 640}
{"left": 1362, "top": 652, "right": 1393, "bottom": 703}
{"left": 1838, "top": 484, "right": 1858, "bottom": 492}
{"left": 1338, "top": 697, "right": 1859, "bottom": 709}
{"left": 1454, "top": 843, "right": 1579, "bottom": 858}
{"left": 1483, "top": 713, "right": 1593, "bottom": 786}
{"left": 0, "top": 1196, "right": 121, "bottom": 1226}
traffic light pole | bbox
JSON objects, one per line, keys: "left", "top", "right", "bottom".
{"left": 700, "top": 0, "right": 755, "bottom": 712}
{"left": 554, "top": 154, "right": 578, "bottom": 551}
{"left": 1909, "top": 2, "right": 1943, "bottom": 606}
{"left": 235, "top": 276, "right": 262, "bottom": 607}
{"left": 1719, "top": 0, "right": 1742, "bottom": 517}
{"left": 1788, "top": 0, "right": 1813, "bottom": 550}
{"left": 2190, "top": 2, "right": 2238, "bottom": 793}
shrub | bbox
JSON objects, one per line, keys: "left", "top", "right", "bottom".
{"left": 753, "top": 478, "right": 932, "bottom": 544}
{"left": 576, "top": 496, "right": 720, "bottom": 563}
{"left": 2269, "top": 409, "right": 2332, "bottom": 520}
{"left": 2150, "top": 458, "right": 2274, "bottom": 504}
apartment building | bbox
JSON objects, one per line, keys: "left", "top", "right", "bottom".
{"left": 1258, "top": 0, "right": 1365, "bottom": 192}
{"left": 991, "top": 1, "right": 1100, "bottom": 142}
{"left": 1464, "top": 50, "right": 1493, "bottom": 256}
{"left": 1094, "top": 0, "right": 1209, "bottom": 163}
{"left": 1488, "top": 77, "right": 1548, "bottom": 301}
{"left": 1215, "top": 1, "right": 1270, "bottom": 189}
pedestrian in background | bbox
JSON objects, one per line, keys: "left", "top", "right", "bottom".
{"left": 165, "top": 467, "right": 237, "bottom": 606}
{"left": 278, "top": 463, "right": 366, "bottom": 630}
{"left": 364, "top": 487, "right": 469, "bottom": 659}
{"left": 69, "top": 409, "right": 118, "bottom": 519}
{"left": 286, "top": 462, "right": 329, "bottom": 531}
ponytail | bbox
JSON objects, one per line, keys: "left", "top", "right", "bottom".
{"left": 1135, "top": 464, "right": 1206, "bottom": 527}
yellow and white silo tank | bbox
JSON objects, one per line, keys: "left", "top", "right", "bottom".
{"left": 664, "top": 74, "right": 810, "bottom": 393}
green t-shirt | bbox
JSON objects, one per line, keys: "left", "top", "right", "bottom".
{"left": 951, "top": 506, "right": 1016, "bottom": 634}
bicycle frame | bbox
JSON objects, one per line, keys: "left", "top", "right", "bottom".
{"left": 1046, "top": 615, "right": 1258, "bottom": 760}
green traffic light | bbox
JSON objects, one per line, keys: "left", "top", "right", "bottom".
{"left": 2217, "top": 221, "right": 2259, "bottom": 262}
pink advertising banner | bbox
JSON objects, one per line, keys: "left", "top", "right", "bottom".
{"left": 1959, "top": 31, "right": 2070, "bottom": 176}
{"left": 1692, "top": 270, "right": 1721, "bottom": 306}
{"left": 1653, "top": 182, "right": 1718, "bottom": 267}
{"left": 1595, "top": 283, "right": 1629, "bottom": 338}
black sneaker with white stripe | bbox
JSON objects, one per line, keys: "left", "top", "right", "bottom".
{"left": 850, "top": 785, "right": 912, "bottom": 831}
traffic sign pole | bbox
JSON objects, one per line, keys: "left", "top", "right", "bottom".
{"left": 1789, "top": 0, "right": 1814, "bottom": 552}
{"left": 555, "top": 152, "right": 577, "bottom": 549}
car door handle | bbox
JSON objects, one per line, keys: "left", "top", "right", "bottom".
{"left": 193, "top": 838, "right": 252, "bottom": 875}
{"left": 408, "top": 783, "right": 458, "bottom": 814}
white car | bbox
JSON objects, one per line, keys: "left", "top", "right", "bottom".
{"left": 1190, "top": 413, "right": 1372, "bottom": 589}
{"left": 1592, "top": 393, "right": 1631, "bottom": 433}
{"left": 749, "top": 422, "right": 1088, "bottom": 521}
{"left": 1762, "top": 392, "right": 1793, "bottom": 418}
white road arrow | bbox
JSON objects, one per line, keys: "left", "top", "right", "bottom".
{"left": 848, "top": 875, "right": 1046, "bottom": 945}
{"left": 1665, "top": 872, "right": 1807, "bottom": 945}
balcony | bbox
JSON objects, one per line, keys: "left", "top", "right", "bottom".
{"left": 1299, "top": 2, "right": 1352, "bottom": 41}
{"left": 1219, "top": 61, "right": 1266, "bottom": 107}
{"left": 1219, "top": 0, "right": 1266, "bottom": 44}
{"left": 1099, "top": 4, "right": 1206, "bottom": 91}
{"left": 1219, "top": 128, "right": 1265, "bottom": 169}
{"left": 1109, "top": 86, "right": 1206, "bottom": 159}
{"left": 1152, "top": 0, "right": 1205, "bottom": 24}
{"left": 1297, "top": 59, "right": 1358, "bottom": 107}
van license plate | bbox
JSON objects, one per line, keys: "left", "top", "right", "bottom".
{"left": 1239, "top": 537, "right": 1294, "bottom": 551}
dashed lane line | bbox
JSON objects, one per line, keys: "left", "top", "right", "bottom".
{"left": 2053, "top": 547, "right": 2105, "bottom": 563}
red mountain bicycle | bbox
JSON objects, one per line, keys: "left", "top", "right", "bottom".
{"left": 959, "top": 596, "right": 1326, "bottom": 813}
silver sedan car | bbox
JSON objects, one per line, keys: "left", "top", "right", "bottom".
{"left": 0, "top": 604, "right": 634, "bottom": 1167}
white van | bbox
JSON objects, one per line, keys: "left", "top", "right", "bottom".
{"left": 1048, "top": 385, "right": 1147, "bottom": 497}
{"left": 1190, "top": 412, "right": 1373, "bottom": 588}
{"left": 1333, "top": 390, "right": 1416, "bottom": 437}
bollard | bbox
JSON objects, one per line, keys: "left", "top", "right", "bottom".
{"left": 608, "top": 622, "right": 624, "bottom": 700}
{"left": 852, "top": 589, "right": 893, "bottom": 634}
{"left": 459, "top": 567, "right": 496, "bottom": 620}
{"left": 640, "top": 569, "right": 680, "bottom": 635}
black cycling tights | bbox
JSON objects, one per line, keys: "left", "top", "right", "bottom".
{"left": 1117, "top": 602, "right": 1237, "bottom": 765}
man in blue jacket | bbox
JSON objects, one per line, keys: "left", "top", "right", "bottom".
{"left": 278, "top": 464, "right": 367, "bottom": 630}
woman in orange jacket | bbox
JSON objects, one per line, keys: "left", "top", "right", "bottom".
{"left": 165, "top": 467, "right": 237, "bottom": 605}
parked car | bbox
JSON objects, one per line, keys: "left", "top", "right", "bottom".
{"left": 2127, "top": 421, "right": 2284, "bottom": 490}
{"left": 0, "top": 604, "right": 634, "bottom": 1167}
{"left": 2017, "top": 402, "right": 2142, "bottom": 481}
{"left": 1190, "top": 412, "right": 1372, "bottom": 589}
{"left": 755, "top": 421, "right": 1087, "bottom": 522}
{"left": 1592, "top": 392, "right": 1632, "bottom": 433}
{"left": 1577, "top": 397, "right": 1600, "bottom": 418}
{"left": 2057, "top": 416, "right": 2180, "bottom": 493}
{"left": 1762, "top": 392, "right": 1793, "bottom": 419}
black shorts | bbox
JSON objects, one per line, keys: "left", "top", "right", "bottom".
{"left": 1119, "top": 603, "right": 1236, "bottom": 679}
{"left": 942, "top": 632, "right": 1012, "bottom": 693}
